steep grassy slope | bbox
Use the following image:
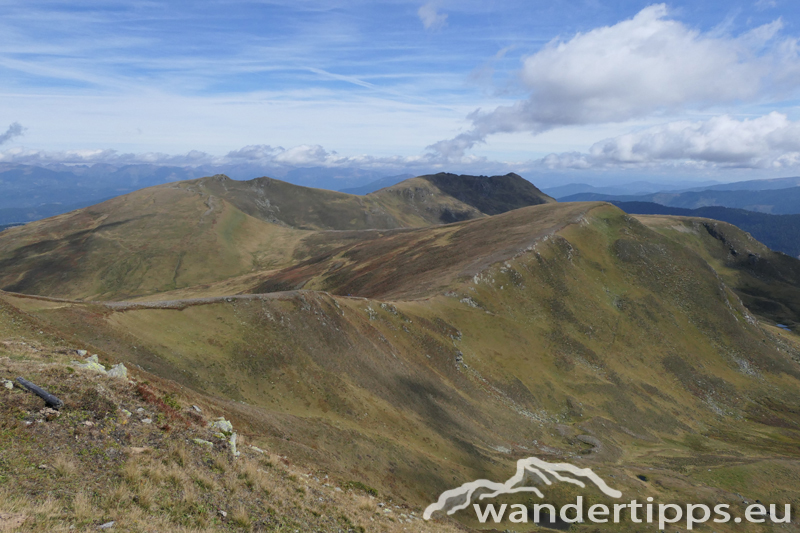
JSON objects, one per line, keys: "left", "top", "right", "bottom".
{"left": 0, "top": 173, "right": 553, "bottom": 301}
{"left": 0, "top": 298, "right": 460, "bottom": 533}
{"left": 612, "top": 201, "right": 800, "bottom": 258}
{"left": 638, "top": 214, "right": 800, "bottom": 330}
{"left": 8, "top": 204, "right": 800, "bottom": 531}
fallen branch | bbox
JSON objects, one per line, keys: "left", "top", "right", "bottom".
{"left": 15, "top": 377, "right": 64, "bottom": 409}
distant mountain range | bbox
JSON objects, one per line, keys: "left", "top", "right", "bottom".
{"left": 611, "top": 201, "right": 800, "bottom": 258}
{"left": 542, "top": 179, "right": 723, "bottom": 198}
{"left": 545, "top": 176, "right": 800, "bottom": 199}
{"left": 562, "top": 186, "right": 800, "bottom": 214}
{"left": 0, "top": 163, "right": 419, "bottom": 224}
{"left": 338, "top": 174, "right": 414, "bottom": 195}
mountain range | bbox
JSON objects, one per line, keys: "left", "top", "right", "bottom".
{"left": 561, "top": 186, "right": 800, "bottom": 214}
{"left": 2, "top": 172, "right": 800, "bottom": 531}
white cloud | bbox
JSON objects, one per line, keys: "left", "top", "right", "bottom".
{"left": 540, "top": 112, "right": 800, "bottom": 170}
{"left": 0, "top": 141, "right": 490, "bottom": 172}
{"left": 430, "top": 4, "right": 798, "bottom": 159}
{"left": 418, "top": 2, "right": 448, "bottom": 31}
{"left": 0, "top": 123, "right": 24, "bottom": 145}
{"left": 755, "top": 0, "right": 777, "bottom": 10}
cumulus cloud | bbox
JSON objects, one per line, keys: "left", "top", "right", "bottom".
{"left": 0, "top": 123, "right": 24, "bottom": 146}
{"left": 540, "top": 112, "right": 800, "bottom": 170}
{"left": 418, "top": 2, "right": 447, "bottom": 31}
{"left": 430, "top": 4, "right": 797, "bottom": 159}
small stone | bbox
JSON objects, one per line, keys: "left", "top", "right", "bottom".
{"left": 192, "top": 405, "right": 202, "bottom": 412}
{"left": 248, "top": 445, "right": 266, "bottom": 454}
{"left": 77, "top": 349, "right": 88, "bottom": 356}
{"left": 335, "top": 487, "right": 343, "bottom": 492}
{"left": 210, "top": 417, "right": 233, "bottom": 435}
{"left": 83, "top": 421, "right": 94, "bottom": 427}
{"left": 121, "top": 409, "right": 132, "bottom": 417}
{"left": 229, "top": 432, "right": 240, "bottom": 458}
{"left": 218, "top": 510, "right": 227, "bottom": 519}
{"left": 97, "top": 521, "right": 115, "bottom": 529}
{"left": 141, "top": 418, "right": 152, "bottom": 424}
{"left": 2, "top": 379, "right": 13, "bottom": 390}
{"left": 136, "top": 407, "right": 145, "bottom": 413}
{"left": 40, "top": 408, "right": 60, "bottom": 420}
{"left": 70, "top": 354, "right": 106, "bottom": 374}
{"left": 38, "top": 464, "right": 47, "bottom": 470}
{"left": 107, "top": 363, "right": 127, "bottom": 379}
{"left": 192, "top": 438, "right": 214, "bottom": 448}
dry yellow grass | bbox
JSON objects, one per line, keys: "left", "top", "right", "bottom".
{"left": 52, "top": 455, "right": 76, "bottom": 477}
{"left": 71, "top": 491, "right": 93, "bottom": 523}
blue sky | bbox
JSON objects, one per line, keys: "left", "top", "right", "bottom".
{"left": 3, "top": 0, "right": 800, "bottom": 184}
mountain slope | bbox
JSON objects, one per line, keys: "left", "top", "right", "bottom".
{"left": 638, "top": 214, "right": 800, "bottom": 329}
{"left": 249, "top": 202, "right": 589, "bottom": 299}
{"left": 611, "top": 201, "right": 800, "bottom": 258}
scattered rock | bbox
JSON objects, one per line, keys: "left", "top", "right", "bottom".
{"left": 141, "top": 418, "right": 152, "bottom": 424}
{"left": 218, "top": 510, "right": 227, "bottom": 519}
{"left": 70, "top": 354, "right": 107, "bottom": 374}
{"left": 83, "top": 420, "right": 94, "bottom": 427}
{"left": 193, "top": 438, "right": 214, "bottom": 448}
{"left": 229, "top": 432, "right": 240, "bottom": 458}
{"left": 211, "top": 417, "right": 233, "bottom": 436}
{"left": 76, "top": 349, "right": 88, "bottom": 356}
{"left": 38, "top": 464, "right": 48, "bottom": 470}
{"left": 120, "top": 409, "right": 132, "bottom": 418}
{"left": 97, "top": 521, "right": 115, "bottom": 529}
{"left": 40, "top": 407, "right": 60, "bottom": 420}
{"left": 2, "top": 379, "right": 13, "bottom": 390}
{"left": 136, "top": 408, "right": 145, "bottom": 413}
{"left": 192, "top": 405, "right": 202, "bottom": 413}
{"left": 248, "top": 445, "right": 266, "bottom": 454}
{"left": 107, "top": 363, "right": 127, "bottom": 379}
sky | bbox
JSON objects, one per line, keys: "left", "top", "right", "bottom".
{"left": 3, "top": 0, "right": 800, "bottom": 185}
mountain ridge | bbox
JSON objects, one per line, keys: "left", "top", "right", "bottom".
{"left": 0, "top": 172, "right": 553, "bottom": 300}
